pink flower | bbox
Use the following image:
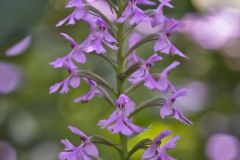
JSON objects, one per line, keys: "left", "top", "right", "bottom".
{"left": 83, "top": 19, "right": 118, "bottom": 54}
{"left": 59, "top": 126, "right": 99, "bottom": 160}
{"left": 160, "top": 87, "right": 193, "bottom": 125}
{"left": 118, "top": 0, "right": 153, "bottom": 25}
{"left": 56, "top": 0, "right": 93, "bottom": 27}
{"left": 151, "top": 0, "right": 173, "bottom": 27}
{"left": 98, "top": 94, "right": 145, "bottom": 136}
{"left": 129, "top": 54, "right": 162, "bottom": 89}
{"left": 50, "top": 33, "right": 86, "bottom": 70}
{"left": 50, "top": 66, "right": 80, "bottom": 94}
{"left": 142, "top": 130, "right": 180, "bottom": 160}
{"left": 156, "top": 61, "right": 180, "bottom": 92}
{"left": 154, "top": 18, "right": 188, "bottom": 58}
{"left": 74, "top": 78, "right": 102, "bottom": 103}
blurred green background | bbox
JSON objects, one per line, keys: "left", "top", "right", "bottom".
{"left": 1, "top": 0, "right": 240, "bottom": 160}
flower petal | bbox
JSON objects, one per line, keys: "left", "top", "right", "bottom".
{"left": 68, "top": 126, "right": 88, "bottom": 140}
{"left": 69, "top": 76, "right": 80, "bottom": 88}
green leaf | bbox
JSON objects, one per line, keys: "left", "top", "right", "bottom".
{"left": 87, "top": 154, "right": 103, "bottom": 160}
{"left": 77, "top": 70, "right": 117, "bottom": 95}
{"left": 124, "top": 34, "right": 159, "bottom": 59}
{"left": 124, "top": 82, "right": 144, "bottom": 94}
{"left": 119, "top": 62, "right": 142, "bottom": 82}
{"left": 90, "top": 53, "right": 118, "bottom": 71}
{"left": 106, "top": 0, "right": 118, "bottom": 15}
{"left": 91, "top": 135, "right": 121, "bottom": 152}
{"left": 98, "top": 86, "right": 116, "bottom": 107}
{"left": 127, "top": 138, "right": 152, "bottom": 159}
{"left": 129, "top": 97, "right": 165, "bottom": 118}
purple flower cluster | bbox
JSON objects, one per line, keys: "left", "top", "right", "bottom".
{"left": 51, "top": 0, "right": 193, "bottom": 159}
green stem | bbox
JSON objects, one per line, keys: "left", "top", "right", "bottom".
{"left": 117, "top": 21, "right": 128, "bottom": 160}
{"left": 116, "top": 2, "right": 128, "bottom": 159}
{"left": 116, "top": 22, "right": 125, "bottom": 95}
{"left": 120, "top": 134, "right": 128, "bottom": 160}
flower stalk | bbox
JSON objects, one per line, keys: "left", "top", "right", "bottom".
{"left": 116, "top": 3, "right": 128, "bottom": 158}
{"left": 50, "top": 0, "right": 194, "bottom": 159}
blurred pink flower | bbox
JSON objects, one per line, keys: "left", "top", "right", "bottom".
{"left": 183, "top": 9, "right": 240, "bottom": 49}
{"left": 176, "top": 81, "right": 209, "bottom": 113}
{"left": 206, "top": 133, "right": 240, "bottom": 160}
{"left": 0, "top": 62, "right": 22, "bottom": 94}
{"left": 0, "top": 141, "right": 16, "bottom": 160}
{"left": 5, "top": 35, "right": 31, "bottom": 56}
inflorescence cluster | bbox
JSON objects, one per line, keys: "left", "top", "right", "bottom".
{"left": 50, "top": 0, "right": 192, "bottom": 159}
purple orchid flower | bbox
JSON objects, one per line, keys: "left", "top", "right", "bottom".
{"left": 159, "top": 0, "right": 174, "bottom": 8}
{"left": 142, "top": 130, "right": 180, "bottom": 160}
{"left": 151, "top": 0, "right": 173, "bottom": 28}
{"left": 0, "top": 62, "right": 22, "bottom": 94}
{"left": 56, "top": 0, "right": 94, "bottom": 27}
{"left": 129, "top": 54, "right": 162, "bottom": 89}
{"left": 98, "top": 94, "right": 145, "bottom": 136}
{"left": 83, "top": 19, "right": 118, "bottom": 54}
{"left": 118, "top": 0, "right": 153, "bottom": 25}
{"left": 59, "top": 126, "right": 99, "bottom": 160}
{"left": 154, "top": 18, "right": 188, "bottom": 58}
{"left": 50, "top": 65, "right": 80, "bottom": 94}
{"left": 155, "top": 61, "right": 180, "bottom": 92}
{"left": 50, "top": 33, "right": 86, "bottom": 70}
{"left": 127, "top": 33, "right": 143, "bottom": 66}
{"left": 74, "top": 78, "right": 102, "bottom": 103}
{"left": 160, "top": 87, "right": 193, "bottom": 125}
